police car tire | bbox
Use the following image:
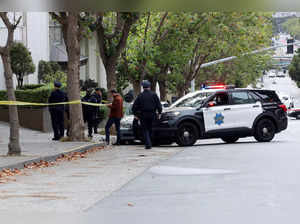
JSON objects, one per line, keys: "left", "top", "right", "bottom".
{"left": 221, "top": 137, "right": 239, "bottom": 144}
{"left": 175, "top": 122, "right": 199, "bottom": 146}
{"left": 254, "top": 119, "right": 276, "bottom": 142}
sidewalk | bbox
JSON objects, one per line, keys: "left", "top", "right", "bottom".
{"left": 0, "top": 122, "right": 100, "bottom": 169}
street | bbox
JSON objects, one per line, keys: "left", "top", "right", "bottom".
{"left": 85, "top": 74, "right": 300, "bottom": 223}
{"left": 1, "top": 73, "right": 300, "bottom": 224}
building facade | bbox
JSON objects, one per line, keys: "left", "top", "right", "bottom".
{"left": 0, "top": 12, "right": 107, "bottom": 90}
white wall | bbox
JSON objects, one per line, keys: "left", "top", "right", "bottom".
{"left": 24, "top": 12, "right": 49, "bottom": 85}
{"left": 0, "top": 12, "right": 49, "bottom": 90}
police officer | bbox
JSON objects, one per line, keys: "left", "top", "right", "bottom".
{"left": 132, "top": 80, "right": 162, "bottom": 149}
{"left": 89, "top": 88, "right": 102, "bottom": 136}
{"left": 48, "top": 81, "right": 67, "bottom": 141}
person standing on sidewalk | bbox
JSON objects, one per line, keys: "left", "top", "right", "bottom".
{"left": 48, "top": 81, "right": 67, "bottom": 141}
{"left": 132, "top": 80, "right": 162, "bottom": 149}
{"left": 105, "top": 90, "right": 123, "bottom": 145}
{"left": 89, "top": 88, "right": 102, "bottom": 135}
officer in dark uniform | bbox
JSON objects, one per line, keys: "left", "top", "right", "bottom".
{"left": 87, "top": 88, "right": 102, "bottom": 137}
{"left": 48, "top": 81, "right": 67, "bottom": 140}
{"left": 132, "top": 80, "right": 162, "bottom": 149}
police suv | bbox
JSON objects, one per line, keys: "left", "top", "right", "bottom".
{"left": 120, "top": 88, "right": 288, "bottom": 146}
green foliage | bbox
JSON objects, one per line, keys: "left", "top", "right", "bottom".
{"left": 38, "top": 60, "right": 61, "bottom": 83}
{"left": 0, "top": 84, "right": 68, "bottom": 104}
{"left": 10, "top": 42, "right": 36, "bottom": 88}
{"left": 0, "top": 86, "right": 52, "bottom": 103}
{"left": 289, "top": 49, "right": 300, "bottom": 84}
{"left": 121, "top": 12, "right": 272, "bottom": 96}
{"left": 19, "top": 84, "right": 45, "bottom": 90}
{"left": 282, "top": 18, "right": 300, "bottom": 39}
{"left": 43, "top": 70, "right": 67, "bottom": 84}
{"left": 99, "top": 106, "right": 109, "bottom": 119}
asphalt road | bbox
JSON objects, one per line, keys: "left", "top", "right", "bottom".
{"left": 84, "top": 74, "right": 300, "bottom": 224}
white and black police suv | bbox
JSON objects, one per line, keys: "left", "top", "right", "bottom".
{"left": 119, "top": 89, "right": 288, "bottom": 146}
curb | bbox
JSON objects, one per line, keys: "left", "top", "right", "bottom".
{"left": 0, "top": 143, "right": 105, "bottom": 171}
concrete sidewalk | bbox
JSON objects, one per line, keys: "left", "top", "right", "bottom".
{"left": 0, "top": 122, "right": 99, "bottom": 169}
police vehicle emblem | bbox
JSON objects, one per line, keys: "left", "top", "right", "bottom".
{"left": 214, "top": 113, "right": 224, "bottom": 125}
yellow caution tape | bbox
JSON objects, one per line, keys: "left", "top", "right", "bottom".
{"left": 0, "top": 100, "right": 109, "bottom": 107}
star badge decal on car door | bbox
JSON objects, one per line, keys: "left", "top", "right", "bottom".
{"left": 214, "top": 113, "right": 224, "bottom": 125}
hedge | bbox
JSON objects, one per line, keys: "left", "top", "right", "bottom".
{"left": 0, "top": 85, "right": 109, "bottom": 118}
{"left": 0, "top": 86, "right": 52, "bottom": 103}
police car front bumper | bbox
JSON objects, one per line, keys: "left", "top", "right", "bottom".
{"left": 152, "top": 120, "right": 178, "bottom": 138}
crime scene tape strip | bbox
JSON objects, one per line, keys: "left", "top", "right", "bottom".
{"left": 0, "top": 100, "right": 108, "bottom": 106}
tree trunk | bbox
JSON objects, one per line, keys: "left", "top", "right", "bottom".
{"left": 158, "top": 79, "right": 167, "bottom": 101}
{"left": 65, "top": 13, "right": 85, "bottom": 141}
{"left": 132, "top": 80, "right": 141, "bottom": 98}
{"left": 1, "top": 53, "right": 21, "bottom": 155}
{"left": 106, "top": 63, "right": 117, "bottom": 100}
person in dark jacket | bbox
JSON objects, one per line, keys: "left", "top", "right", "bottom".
{"left": 82, "top": 88, "right": 93, "bottom": 124}
{"left": 105, "top": 90, "right": 123, "bottom": 145}
{"left": 86, "top": 88, "right": 102, "bottom": 137}
{"left": 132, "top": 80, "right": 162, "bottom": 149}
{"left": 48, "top": 81, "right": 67, "bottom": 141}
{"left": 82, "top": 88, "right": 102, "bottom": 138}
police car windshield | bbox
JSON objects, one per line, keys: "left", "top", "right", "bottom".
{"left": 175, "top": 92, "right": 213, "bottom": 108}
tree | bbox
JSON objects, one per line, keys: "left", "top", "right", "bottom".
{"left": 289, "top": 48, "right": 300, "bottom": 86}
{"left": 0, "top": 12, "right": 22, "bottom": 155}
{"left": 93, "top": 12, "right": 139, "bottom": 97}
{"left": 10, "top": 42, "right": 35, "bottom": 88}
{"left": 49, "top": 12, "right": 86, "bottom": 141}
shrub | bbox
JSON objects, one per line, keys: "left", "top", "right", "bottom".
{"left": 0, "top": 85, "right": 55, "bottom": 103}
{"left": 10, "top": 42, "right": 36, "bottom": 88}
{"left": 43, "top": 70, "right": 67, "bottom": 84}
{"left": 19, "top": 84, "right": 45, "bottom": 90}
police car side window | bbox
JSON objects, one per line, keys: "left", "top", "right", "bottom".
{"left": 211, "top": 93, "right": 229, "bottom": 106}
{"left": 231, "top": 91, "right": 256, "bottom": 104}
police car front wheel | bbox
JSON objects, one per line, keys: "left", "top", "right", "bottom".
{"left": 175, "top": 122, "right": 199, "bottom": 146}
{"left": 254, "top": 119, "right": 276, "bottom": 142}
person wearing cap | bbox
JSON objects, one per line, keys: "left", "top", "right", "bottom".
{"left": 105, "top": 90, "right": 124, "bottom": 145}
{"left": 48, "top": 81, "right": 67, "bottom": 141}
{"left": 132, "top": 80, "right": 162, "bottom": 149}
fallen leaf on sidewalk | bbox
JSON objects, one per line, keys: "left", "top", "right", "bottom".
{"left": 128, "top": 203, "right": 134, "bottom": 207}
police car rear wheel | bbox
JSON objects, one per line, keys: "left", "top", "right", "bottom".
{"left": 221, "top": 137, "right": 239, "bottom": 144}
{"left": 254, "top": 119, "right": 276, "bottom": 142}
{"left": 176, "top": 122, "right": 198, "bottom": 146}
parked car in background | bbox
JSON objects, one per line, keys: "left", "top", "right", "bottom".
{"left": 277, "top": 92, "right": 295, "bottom": 109}
{"left": 288, "top": 109, "right": 300, "bottom": 119}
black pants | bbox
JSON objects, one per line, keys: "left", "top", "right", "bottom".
{"left": 140, "top": 116, "right": 154, "bottom": 148}
{"left": 87, "top": 119, "right": 100, "bottom": 136}
{"left": 50, "top": 110, "right": 65, "bottom": 139}
{"left": 105, "top": 117, "right": 121, "bottom": 144}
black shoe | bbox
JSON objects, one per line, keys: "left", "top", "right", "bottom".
{"left": 94, "top": 130, "right": 98, "bottom": 134}
{"left": 88, "top": 133, "right": 93, "bottom": 138}
{"left": 52, "top": 137, "right": 60, "bottom": 141}
{"left": 145, "top": 146, "right": 152, "bottom": 150}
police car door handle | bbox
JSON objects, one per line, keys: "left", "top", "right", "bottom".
{"left": 224, "top": 108, "right": 231, "bottom": 111}
{"left": 253, "top": 105, "right": 260, "bottom": 108}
